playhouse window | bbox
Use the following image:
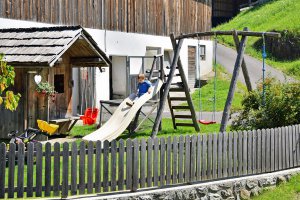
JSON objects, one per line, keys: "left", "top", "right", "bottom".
{"left": 199, "top": 45, "right": 206, "bottom": 61}
{"left": 54, "top": 74, "right": 64, "bottom": 93}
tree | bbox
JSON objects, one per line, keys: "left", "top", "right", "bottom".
{"left": 0, "top": 54, "right": 21, "bottom": 111}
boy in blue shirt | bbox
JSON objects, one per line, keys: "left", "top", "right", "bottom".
{"left": 126, "top": 73, "right": 152, "bottom": 106}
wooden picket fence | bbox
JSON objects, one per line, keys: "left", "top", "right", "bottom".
{"left": 0, "top": 125, "right": 299, "bottom": 199}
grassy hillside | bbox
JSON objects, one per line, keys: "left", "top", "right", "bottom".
{"left": 215, "top": 0, "right": 300, "bottom": 80}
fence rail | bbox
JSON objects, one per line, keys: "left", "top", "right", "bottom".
{"left": 0, "top": 125, "right": 300, "bottom": 198}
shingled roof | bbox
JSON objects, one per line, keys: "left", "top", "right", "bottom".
{"left": 0, "top": 25, "right": 110, "bottom": 67}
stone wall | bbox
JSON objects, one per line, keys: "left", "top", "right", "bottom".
{"left": 97, "top": 168, "right": 300, "bottom": 200}
{"left": 133, "top": 175, "right": 290, "bottom": 200}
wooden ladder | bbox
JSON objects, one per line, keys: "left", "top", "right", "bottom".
{"left": 151, "top": 34, "right": 200, "bottom": 136}
{"left": 166, "top": 63, "right": 200, "bottom": 131}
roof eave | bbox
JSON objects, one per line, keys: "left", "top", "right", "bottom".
{"left": 80, "top": 28, "right": 111, "bottom": 66}
{"left": 7, "top": 61, "right": 50, "bottom": 67}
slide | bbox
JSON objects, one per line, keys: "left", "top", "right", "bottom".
{"left": 83, "top": 79, "right": 163, "bottom": 142}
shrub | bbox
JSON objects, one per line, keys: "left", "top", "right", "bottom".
{"left": 0, "top": 54, "right": 21, "bottom": 111}
{"left": 231, "top": 78, "right": 300, "bottom": 130}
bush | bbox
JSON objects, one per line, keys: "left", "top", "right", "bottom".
{"left": 0, "top": 54, "right": 21, "bottom": 111}
{"left": 231, "top": 78, "right": 300, "bottom": 130}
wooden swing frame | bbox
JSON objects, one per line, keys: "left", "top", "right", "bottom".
{"left": 151, "top": 28, "right": 280, "bottom": 137}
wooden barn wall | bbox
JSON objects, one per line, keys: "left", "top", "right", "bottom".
{"left": 0, "top": 0, "right": 212, "bottom": 36}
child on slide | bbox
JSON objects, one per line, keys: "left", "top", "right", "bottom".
{"left": 126, "top": 73, "right": 152, "bottom": 107}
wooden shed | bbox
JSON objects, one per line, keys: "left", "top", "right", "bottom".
{"left": 0, "top": 26, "right": 110, "bottom": 138}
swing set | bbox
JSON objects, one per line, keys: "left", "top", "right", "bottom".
{"left": 150, "top": 28, "right": 280, "bottom": 137}
{"left": 197, "top": 34, "right": 217, "bottom": 125}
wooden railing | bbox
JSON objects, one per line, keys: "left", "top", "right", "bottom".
{"left": 0, "top": 124, "right": 299, "bottom": 198}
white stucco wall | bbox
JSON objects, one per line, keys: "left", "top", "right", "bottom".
{"left": 0, "top": 17, "right": 213, "bottom": 104}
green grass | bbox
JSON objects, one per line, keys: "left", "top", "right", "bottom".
{"left": 68, "top": 118, "right": 229, "bottom": 141}
{"left": 68, "top": 124, "right": 98, "bottom": 138}
{"left": 184, "top": 64, "right": 247, "bottom": 112}
{"left": 214, "top": 0, "right": 300, "bottom": 80}
{"left": 3, "top": 119, "right": 228, "bottom": 199}
{"left": 253, "top": 174, "right": 300, "bottom": 200}
{"left": 117, "top": 118, "right": 229, "bottom": 140}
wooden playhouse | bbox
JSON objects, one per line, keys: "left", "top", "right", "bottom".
{"left": 0, "top": 26, "right": 110, "bottom": 138}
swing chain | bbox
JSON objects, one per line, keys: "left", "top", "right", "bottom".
{"left": 262, "top": 32, "right": 267, "bottom": 107}
{"left": 197, "top": 35, "right": 202, "bottom": 120}
{"left": 212, "top": 33, "right": 217, "bottom": 122}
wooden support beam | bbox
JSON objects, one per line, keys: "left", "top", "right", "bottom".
{"left": 232, "top": 30, "right": 253, "bottom": 91}
{"left": 129, "top": 108, "right": 142, "bottom": 136}
{"left": 134, "top": 103, "right": 159, "bottom": 132}
{"left": 176, "top": 30, "right": 280, "bottom": 40}
{"left": 220, "top": 28, "right": 248, "bottom": 132}
{"left": 147, "top": 56, "right": 158, "bottom": 80}
{"left": 151, "top": 36, "right": 184, "bottom": 137}
{"left": 167, "top": 93, "right": 177, "bottom": 129}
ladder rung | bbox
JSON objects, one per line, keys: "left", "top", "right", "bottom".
{"left": 174, "top": 115, "right": 193, "bottom": 119}
{"left": 165, "top": 73, "right": 180, "bottom": 77}
{"left": 150, "top": 77, "right": 159, "bottom": 81}
{"left": 146, "top": 69, "right": 161, "bottom": 73}
{"left": 172, "top": 106, "right": 190, "bottom": 110}
{"left": 169, "top": 97, "right": 187, "bottom": 101}
{"left": 169, "top": 87, "right": 185, "bottom": 92}
{"left": 171, "top": 82, "right": 183, "bottom": 86}
{"left": 166, "top": 66, "right": 179, "bottom": 69}
{"left": 175, "top": 123, "right": 195, "bottom": 127}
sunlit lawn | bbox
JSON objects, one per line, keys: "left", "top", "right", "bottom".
{"left": 253, "top": 174, "right": 300, "bottom": 200}
{"left": 69, "top": 118, "right": 229, "bottom": 141}
{"left": 183, "top": 64, "right": 247, "bottom": 112}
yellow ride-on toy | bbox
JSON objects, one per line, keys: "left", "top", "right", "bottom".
{"left": 7, "top": 120, "right": 59, "bottom": 150}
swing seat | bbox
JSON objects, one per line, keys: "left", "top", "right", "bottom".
{"left": 80, "top": 108, "right": 99, "bottom": 125}
{"left": 198, "top": 119, "right": 216, "bottom": 125}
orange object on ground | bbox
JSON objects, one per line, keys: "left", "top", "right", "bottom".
{"left": 80, "top": 108, "right": 99, "bottom": 125}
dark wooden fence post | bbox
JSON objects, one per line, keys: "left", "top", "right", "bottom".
{"left": 27, "top": 142, "right": 34, "bottom": 197}
{"left": 87, "top": 141, "right": 94, "bottom": 193}
{"left": 132, "top": 139, "right": 139, "bottom": 191}
{"left": 71, "top": 142, "right": 78, "bottom": 195}
{"left": 62, "top": 142, "right": 69, "bottom": 198}
{"left": 17, "top": 143, "right": 25, "bottom": 198}
{"left": 103, "top": 141, "right": 110, "bottom": 192}
{"left": 0, "top": 143, "right": 6, "bottom": 198}
{"left": 35, "top": 143, "right": 43, "bottom": 197}
{"left": 8, "top": 143, "right": 15, "bottom": 198}
{"left": 126, "top": 139, "right": 132, "bottom": 190}
{"left": 53, "top": 142, "right": 61, "bottom": 196}
{"left": 45, "top": 142, "right": 52, "bottom": 197}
